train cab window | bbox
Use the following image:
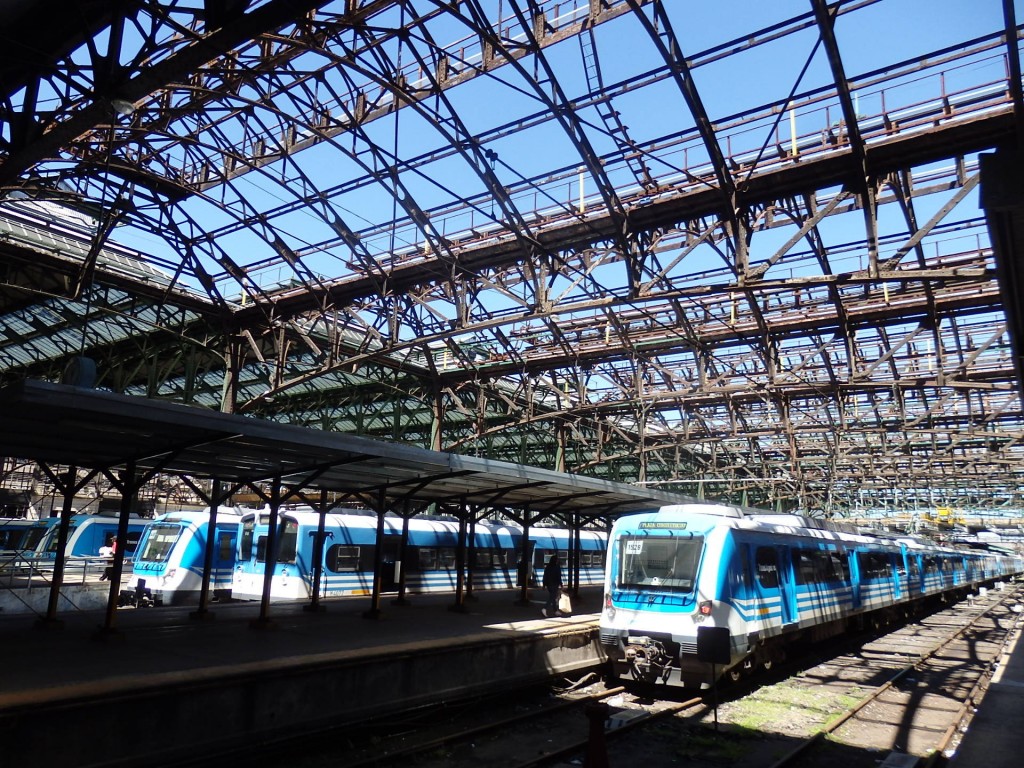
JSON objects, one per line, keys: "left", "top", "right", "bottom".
{"left": 254, "top": 520, "right": 299, "bottom": 563}
{"left": 326, "top": 544, "right": 360, "bottom": 572}
{"left": 24, "top": 528, "right": 49, "bottom": 550}
{"left": 43, "top": 524, "right": 78, "bottom": 554}
{"left": 240, "top": 520, "right": 254, "bottom": 560}
{"left": 138, "top": 524, "right": 181, "bottom": 562}
{"left": 755, "top": 547, "right": 780, "bottom": 589}
{"left": 618, "top": 536, "right": 702, "bottom": 591}
{"left": 277, "top": 520, "right": 298, "bottom": 564}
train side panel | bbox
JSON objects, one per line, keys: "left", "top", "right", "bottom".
{"left": 230, "top": 510, "right": 607, "bottom": 602}
{"left": 34, "top": 514, "right": 148, "bottom": 559}
{"left": 600, "top": 506, "right": 1024, "bottom": 690}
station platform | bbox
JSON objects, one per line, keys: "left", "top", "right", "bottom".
{"left": 948, "top": 601, "right": 1024, "bottom": 768}
{"left": 0, "top": 586, "right": 606, "bottom": 768}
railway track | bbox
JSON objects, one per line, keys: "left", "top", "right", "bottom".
{"left": 772, "top": 584, "right": 1024, "bottom": 768}
{"left": 211, "top": 583, "right": 1024, "bottom": 768}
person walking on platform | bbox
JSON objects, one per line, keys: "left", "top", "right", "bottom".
{"left": 542, "top": 554, "right": 563, "bottom": 617}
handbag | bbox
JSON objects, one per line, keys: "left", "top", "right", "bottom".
{"left": 558, "top": 590, "right": 572, "bottom": 616}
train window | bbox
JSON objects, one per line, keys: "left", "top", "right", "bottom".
{"left": 474, "top": 550, "right": 494, "bottom": 568}
{"left": 792, "top": 550, "right": 817, "bottom": 585}
{"left": 217, "top": 531, "right": 234, "bottom": 561}
{"left": 791, "top": 550, "right": 844, "bottom": 585}
{"left": 729, "top": 544, "right": 752, "bottom": 592}
{"left": 440, "top": 548, "right": 456, "bottom": 569}
{"left": 907, "top": 556, "right": 920, "bottom": 580}
{"left": 756, "top": 547, "right": 780, "bottom": 589}
{"left": 138, "top": 524, "right": 181, "bottom": 563}
{"left": 859, "top": 552, "right": 894, "bottom": 580}
{"left": 618, "top": 536, "right": 702, "bottom": 591}
{"left": 326, "top": 544, "right": 360, "bottom": 572}
{"left": 419, "top": 548, "right": 438, "bottom": 570}
{"left": 591, "top": 552, "right": 604, "bottom": 569}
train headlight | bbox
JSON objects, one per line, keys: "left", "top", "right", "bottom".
{"left": 603, "top": 593, "right": 615, "bottom": 620}
{"left": 692, "top": 600, "right": 713, "bottom": 623}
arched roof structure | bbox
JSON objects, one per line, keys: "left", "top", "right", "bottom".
{"left": 1, "top": 0, "right": 1023, "bottom": 517}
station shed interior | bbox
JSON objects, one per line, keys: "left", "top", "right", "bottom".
{"left": 2, "top": 1, "right": 1024, "bottom": 562}
{"left": 4, "top": 9, "right": 1024, "bottom": 768}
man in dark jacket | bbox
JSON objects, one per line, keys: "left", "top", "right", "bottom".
{"left": 542, "top": 554, "right": 563, "bottom": 617}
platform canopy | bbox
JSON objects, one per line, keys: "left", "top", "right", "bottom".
{"left": 0, "top": 379, "right": 699, "bottom": 518}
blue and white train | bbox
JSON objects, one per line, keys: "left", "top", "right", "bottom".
{"left": 125, "top": 508, "right": 244, "bottom": 606}
{"left": 0, "top": 517, "right": 59, "bottom": 555}
{"left": 33, "top": 513, "right": 149, "bottom": 560}
{"left": 599, "top": 504, "right": 1024, "bottom": 689}
{"left": 231, "top": 507, "right": 607, "bottom": 601}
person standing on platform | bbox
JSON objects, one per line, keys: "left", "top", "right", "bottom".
{"left": 98, "top": 536, "right": 116, "bottom": 581}
{"left": 542, "top": 553, "right": 563, "bottom": 617}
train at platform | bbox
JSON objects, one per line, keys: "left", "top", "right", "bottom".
{"left": 0, "top": 517, "right": 58, "bottom": 555}
{"left": 33, "top": 513, "right": 148, "bottom": 560}
{"left": 599, "top": 504, "right": 1024, "bottom": 690}
{"left": 124, "top": 508, "right": 243, "bottom": 606}
{"left": 230, "top": 507, "right": 607, "bottom": 601}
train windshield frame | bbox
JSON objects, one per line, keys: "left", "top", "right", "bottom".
{"left": 617, "top": 535, "right": 703, "bottom": 591}
{"left": 137, "top": 523, "right": 183, "bottom": 563}
{"left": 42, "top": 524, "right": 79, "bottom": 553}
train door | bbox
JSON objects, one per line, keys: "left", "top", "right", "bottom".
{"left": 212, "top": 525, "right": 238, "bottom": 592}
{"left": 752, "top": 545, "right": 796, "bottom": 627}
{"left": 849, "top": 551, "right": 863, "bottom": 609}
{"left": 380, "top": 533, "right": 403, "bottom": 592}
{"left": 517, "top": 540, "right": 537, "bottom": 587}
{"left": 891, "top": 552, "right": 904, "bottom": 600}
{"left": 775, "top": 546, "right": 797, "bottom": 625}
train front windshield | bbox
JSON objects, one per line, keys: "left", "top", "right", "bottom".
{"left": 41, "top": 524, "right": 78, "bottom": 554}
{"left": 617, "top": 536, "right": 703, "bottom": 591}
{"left": 138, "top": 524, "right": 183, "bottom": 563}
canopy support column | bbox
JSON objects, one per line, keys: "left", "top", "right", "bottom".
{"left": 363, "top": 489, "right": 388, "bottom": 620}
{"left": 304, "top": 488, "right": 330, "bottom": 613}
{"left": 251, "top": 476, "right": 281, "bottom": 629}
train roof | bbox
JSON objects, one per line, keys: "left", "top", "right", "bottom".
{"left": 617, "top": 506, "right": 921, "bottom": 548}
